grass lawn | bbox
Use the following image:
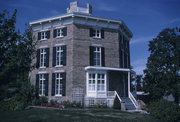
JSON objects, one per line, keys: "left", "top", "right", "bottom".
{"left": 0, "top": 108, "right": 159, "bottom": 122}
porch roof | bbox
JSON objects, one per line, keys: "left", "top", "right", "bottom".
{"left": 85, "top": 66, "right": 130, "bottom": 72}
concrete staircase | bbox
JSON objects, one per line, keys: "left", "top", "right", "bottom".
{"left": 121, "top": 97, "right": 136, "bottom": 110}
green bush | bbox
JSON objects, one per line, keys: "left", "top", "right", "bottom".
{"left": 34, "top": 97, "right": 48, "bottom": 105}
{"left": 0, "top": 94, "right": 26, "bottom": 111}
{"left": 113, "top": 96, "right": 121, "bottom": 109}
{"left": 60, "top": 101, "right": 82, "bottom": 108}
{"left": 148, "top": 99, "right": 180, "bottom": 122}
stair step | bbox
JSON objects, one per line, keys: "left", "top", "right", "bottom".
{"left": 121, "top": 97, "right": 136, "bottom": 110}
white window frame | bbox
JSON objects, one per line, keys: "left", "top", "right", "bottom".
{"left": 93, "top": 29, "right": 101, "bottom": 38}
{"left": 55, "top": 73, "right": 63, "bottom": 96}
{"left": 56, "top": 28, "right": 64, "bottom": 38}
{"left": 56, "top": 46, "right": 63, "bottom": 67}
{"left": 39, "top": 74, "right": 45, "bottom": 96}
{"left": 40, "top": 31, "right": 47, "bottom": 40}
{"left": 40, "top": 48, "right": 46, "bottom": 68}
{"left": 97, "top": 74, "right": 105, "bottom": 91}
{"left": 94, "top": 47, "right": 101, "bottom": 66}
{"left": 88, "top": 73, "right": 96, "bottom": 91}
{"left": 86, "top": 71, "right": 107, "bottom": 97}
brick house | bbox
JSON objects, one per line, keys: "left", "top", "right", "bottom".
{"left": 30, "top": 1, "right": 138, "bottom": 110}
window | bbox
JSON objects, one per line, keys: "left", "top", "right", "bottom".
{"left": 97, "top": 74, "right": 105, "bottom": 91}
{"left": 56, "top": 46, "right": 63, "bottom": 66}
{"left": 53, "top": 27, "right": 67, "bottom": 38}
{"left": 36, "top": 48, "right": 49, "bottom": 68}
{"left": 87, "top": 72, "right": 106, "bottom": 92}
{"left": 53, "top": 45, "right": 66, "bottom": 67}
{"left": 90, "top": 46, "right": 105, "bottom": 66}
{"left": 90, "top": 28, "right": 104, "bottom": 38}
{"left": 93, "top": 29, "right": 101, "bottom": 38}
{"left": 94, "top": 47, "right": 101, "bottom": 66}
{"left": 88, "top": 73, "right": 96, "bottom": 91}
{"left": 39, "top": 74, "right": 45, "bottom": 96}
{"left": 57, "top": 28, "right": 63, "bottom": 37}
{"left": 38, "top": 30, "right": 50, "bottom": 40}
{"left": 52, "top": 72, "right": 66, "bottom": 96}
{"left": 40, "top": 48, "right": 46, "bottom": 68}
{"left": 55, "top": 73, "right": 63, "bottom": 96}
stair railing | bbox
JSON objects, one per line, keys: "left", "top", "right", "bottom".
{"left": 114, "top": 91, "right": 122, "bottom": 102}
{"left": 129, "top": 92, "right": 138, "bottom": 109}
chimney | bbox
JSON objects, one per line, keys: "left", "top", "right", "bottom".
{"left": 67, "top": 1, "right": 92, "bottom": 14}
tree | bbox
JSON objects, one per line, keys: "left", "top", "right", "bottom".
{"left": 0, "top": 10, "right": 36, "bottom": 110}
{"left": 143, "top": 27, "right": 180, "bottom": 104}
{"left": 135, "top": 75, "right": 143, "bottom": 91}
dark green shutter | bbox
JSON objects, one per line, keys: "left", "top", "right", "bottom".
{"left": 90, "top": 28, "right": 94, "bottom": 37}
{"left": 62, "top": 72, "right": 66, "bottom": 96}
{"left": 101, "top": 47, "right": 105, "bottom": 66}
{"left": 90, "top": 46, "right": 94, "bottom": 66}
{"left": 46, "top": 30, "right": 50, "bottom": 39}
{"left": 53, "top": 29, "right": 57, "bottom": 38}
{"left": 53, "top": 47, "right": 56, "bottom": 67}
{"left": 45, "top": 74, "right": 49, "bottom": 96}
{"left": 36, "top": 49, "right": 40, "bottom": 68}
{"left": 52, "top": 73, "right": 55, "bottom": 96}
{"left": 101, "top": 29, "right": 104, "bottom": 38}
{"left": 62, "top": 45, "right": 67, "bottom": 66}
{"left": 45, "top": 48, "right": 49, "bottom": 67}
{"left": 63, "top": 27, "right": 67, "bottom": 36}
{"left": 36, "top": 74, "right": 39, "bottom": 90}
{"left": 38, "top": 32, "right": 41, "bottom": 40}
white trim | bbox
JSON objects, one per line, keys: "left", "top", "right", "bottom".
{"left": 40, "top": 29, "right": 49, "bottom": 32}
{"left": 54, "top": 43, "right": 65, "bottom": 46}
{"left": 54, "top": 70, "right": 65, "bottom": 73}
{"left": 85, "top": 66, "right": 130, "bottom": 72}
{"left": 38, "top": 71, "right": 48, "bottom": 74}
{"left": 55, "top": 26, "right": 66, "bottom": 29}
{"left": 39, "top": 46, "right": 48, "bottom": 48}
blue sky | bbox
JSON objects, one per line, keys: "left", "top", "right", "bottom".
{"left": 1, "top": 0, "right": 180, "bottom": 74}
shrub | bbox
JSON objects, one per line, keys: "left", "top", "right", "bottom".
{"left": 50, "top": 99, "right": 58, "bottom": 105}
{"left": 0, "top": 94, "right": 26, "bottom": 111}
{"left": 113, "top": 96, "right": 121, "bottom": 109}
{"left": 148, "top": 99, "right": 180, "bottom": 122}
{"left": 34, "top": 97, "right": 48, "bottom": 105}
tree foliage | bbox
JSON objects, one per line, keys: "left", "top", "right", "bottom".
{"left": 144, "top": 27, "right": 180, "bottom": 104}
{"left": 0, "top": 10, "right": 36, "bottom": 110}
{"left": 135, "top": 75, "right": 143, "bottom": 91}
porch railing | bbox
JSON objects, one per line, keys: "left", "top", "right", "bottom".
{"left": 129, "top": 92, "right": 138, "bottom": 109}
{"left": 107, "top": 91, "right": 122, "bottom": 102}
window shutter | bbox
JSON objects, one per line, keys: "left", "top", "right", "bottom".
{"left": 38, "top": 32, "right": 41, "bottom": 40}
{"left": 53, "top": 29, "right": 57, "bottom": 38}
{"left": 101, "top": 47, "right": 105, "bottom": 66}
{"left": 90, "top": 28, "right": 94, "bottom": 37}
{"left": 45, "top": 48, "right": 49, "bottom": 67}
{"left": 36, "top": 49, "right": 40, "bottom": 68}
{"left": 53, "top": 47, "right": 56, "bottom": 67}
{"left": 45, "top": 74, "right": 49, "bottom": 96}
{"left": 46, "top": 30, "right": 50, "bottom": 39}
{"left": 62, "top": 72, "right": 66, "bottom": 96}
{"left": 63, "top": 27, "right": 67, "bottom": 36}
{"left": 101, "top": 29, "right": 104, "bottom": 38}
{"left": 89, "top": 46, "right": 94, "bottom": 66}
{"left": 51, "top": 73, "right": 55, "bottom": 96}
{"left": 36, "top": 74, "right": 39, "bottom": 90}
{"left": 62, "top": 45, "right": 67, "bottom": 66}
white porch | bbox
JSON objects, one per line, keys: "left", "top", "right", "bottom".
{"left": 84, "top": 66, "right": 138, "bottom": 109}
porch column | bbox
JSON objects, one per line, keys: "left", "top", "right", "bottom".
{"left": 128, "top": 71, "right": 130, "bottom": 97}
